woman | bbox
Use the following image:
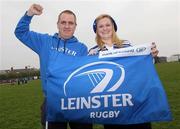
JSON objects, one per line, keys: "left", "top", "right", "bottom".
{"left": 89, "top": 14, "right": 159, "bottom": 129}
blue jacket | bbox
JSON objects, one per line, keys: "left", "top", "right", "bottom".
{"left": 14, "top": 12, "right": 88, "bottom": 96}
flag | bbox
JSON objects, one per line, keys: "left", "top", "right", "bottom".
{"left": 46, "top": 44, "right": 172, "bottom": 124}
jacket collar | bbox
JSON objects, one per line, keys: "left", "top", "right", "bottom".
{"left": 53, "top": 33, "right": 78, "bottom": 43}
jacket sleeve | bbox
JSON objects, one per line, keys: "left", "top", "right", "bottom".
{"left": 14, "top": 12, "right": 47, "bottom": 55}
{"left": 80, "top": 44, "right": 88, "bottom": 56}
{"left": 88, "top": 45, "right": 99, "bottom": 55}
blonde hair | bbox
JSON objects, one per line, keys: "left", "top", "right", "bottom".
{"left": 95, "top": 14, "right": 124, "bottom": 50}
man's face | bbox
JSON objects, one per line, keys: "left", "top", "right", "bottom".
{"left": 57, "top": 13, "right": 76, "bottom": 39}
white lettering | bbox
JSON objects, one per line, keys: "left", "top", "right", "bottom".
{"left": 60, "top": 93, "right": 133, "bottom": 110}
{"left": 81, "top": 96, "right": 91, "bottom": 109}
{"left": 90, "top": 110, "right": 120, "bottom": 118}
{"left": 61, "top": 98, "right": 67, "bottom": 110}
{"left": 101, "top": 95, "right": 111, "bottom": 107}
{"left": 114, "top": 110, "right": 120, "bottom": 117}
{"left": 122, "top": 94, "right": 134, "bottom": 106}
{"left": 90, "top": 112, "right": 95, "bottom": 118}
{"left": 112, "top": 94, "right": 122, "bottom": 107}
{"left": 91, "top": 96, "right": 101, "bottom": 108}
{"left": 76, "top": 97, "right": 80, "bottom": 109}
{"left": 68, "top": 98, "right": 76, "bottom": 109}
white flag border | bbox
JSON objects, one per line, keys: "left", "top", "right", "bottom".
{"left": 99, "top": 43, "right": 151, "bottom": 58}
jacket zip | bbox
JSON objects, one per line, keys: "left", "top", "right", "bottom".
{"left": 57, "top": 39, "right": 60, "bottom": 50}
{"left": 63, "top": 40, "right": 67, "bottom": 54}
{"left": 56, "top": 38, "right": 67, "bottom": 54}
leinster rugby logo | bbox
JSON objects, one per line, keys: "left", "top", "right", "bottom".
{"left": 63, "top": 61, "right": 125, "bottom": 96}
{"left": 136, "top": 47, "right": 146, "bottom": 53}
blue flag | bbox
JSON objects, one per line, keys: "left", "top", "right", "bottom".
{"left": 46, "top": 46, "right": 172, "bottom": 124}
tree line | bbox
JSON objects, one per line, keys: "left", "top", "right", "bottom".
{"left": 0, "top": 70, "right": 40, "bottom": 80}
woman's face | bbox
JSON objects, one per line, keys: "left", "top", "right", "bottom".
{"left": 96, "top": 17, "right": 113, "bottom": 40}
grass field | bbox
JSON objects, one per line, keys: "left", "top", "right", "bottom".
{"left": 0, "top": 62, "right": 180, "bottom": 129}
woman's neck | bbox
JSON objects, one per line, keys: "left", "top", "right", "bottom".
{"left": 102, "top": 39, "right": 113, "bottom": 47}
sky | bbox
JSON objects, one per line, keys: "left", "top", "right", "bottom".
{"left": 0, "top": 0, "right": 179, "bottom": 70}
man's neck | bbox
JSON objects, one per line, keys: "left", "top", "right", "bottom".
{"left": 58, "top": 34, "right": 73, "bottom": 40}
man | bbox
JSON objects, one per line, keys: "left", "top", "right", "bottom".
{"left": 14, "top": 3, "right": 92, "bottom": 129}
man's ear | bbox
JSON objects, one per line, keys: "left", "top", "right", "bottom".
{"left": 57, "top": 22, "right": 59, "bottom": 30}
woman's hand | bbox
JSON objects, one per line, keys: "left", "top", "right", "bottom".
{"left": 88, "top": 49, "right": 98, "bottom": 56}
{"left": 151, "top": 42, "right": 159, "bottom": 57}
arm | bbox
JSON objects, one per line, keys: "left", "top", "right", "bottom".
{"left": 124, "top": 41, "right": 159, "bottom": 57}
{"left": 26, "top": 4, "right": 43, "bottom": 17}
{"left": 88, "top": 45, "right": 99, "bottom": 55}
{"left": 80, "top": 44, "right": 88, "bottom": 56}
{"left": 151, "top": 42, "right": 159, "bottom": 57}
{"left": 14, "top": 4, "right": 45, "bottom": 54}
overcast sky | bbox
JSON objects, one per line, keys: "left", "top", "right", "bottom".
{"left": 0, "top": 0, "right": 179, "bottom": 70}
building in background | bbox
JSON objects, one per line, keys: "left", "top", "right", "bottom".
{"left": 167, "top": 54, "right": 180, "bottom": 62}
